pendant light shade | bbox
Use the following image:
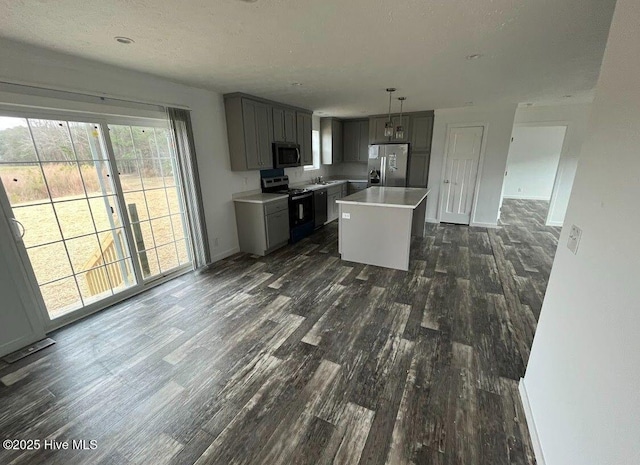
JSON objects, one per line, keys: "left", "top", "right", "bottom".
{"left": 395, "top": 97, "right": 406, "bottom": 139}
{"left": 384, "top": 88, "right": 396, "bottom": 137}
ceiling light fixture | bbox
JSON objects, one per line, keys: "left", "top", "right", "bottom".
{"left": 384, "top": 88, "right": 396, "bottom": 137}
{"left": 466, "top": 53, "right": 482, "bottom": 60}
{"left": 395, "top": 97, "right": 406, "bottom": 139}
{"left": 114, "top": 36, "right": 134, "bottom": 44}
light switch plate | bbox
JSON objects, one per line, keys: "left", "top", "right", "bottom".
{"left": 342, "top": 213, "right": 351, "bottom": 219}
{"left": 567, "top": 224, "right": 582, "bottom": 255}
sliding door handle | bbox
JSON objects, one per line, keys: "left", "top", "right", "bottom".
{"left": 10, "top": 218, "right": 25, "bottom": 240}
{"left": 444, "top": 180, "right": 450, "bottom": 184}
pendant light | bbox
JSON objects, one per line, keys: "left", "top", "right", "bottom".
{"left": 384, "top": 88, "right": 396, "bottom": 137}
{"left": 395, "top": 97, "right": 406, "bottom": 139}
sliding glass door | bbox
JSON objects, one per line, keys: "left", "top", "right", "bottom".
{"left": 0, "top": 113, "right": 192, "bottom": 323}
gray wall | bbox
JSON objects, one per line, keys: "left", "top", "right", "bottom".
{"left": 522, "top": 1, "right": 640, "bottom": 463}
{"left": 427, "top": 104, "right": 517, "bottom": 226}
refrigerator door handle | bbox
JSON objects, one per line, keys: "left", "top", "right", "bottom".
{"left": 381, "top": 156, "right": 386, "bottom": 186}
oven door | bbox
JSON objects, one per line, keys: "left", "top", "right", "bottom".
{"left": 289, "top": 192, "right": 314, "bottom": 226}
{"left": 274, "top": 143, "right": 301, "bottom": 168}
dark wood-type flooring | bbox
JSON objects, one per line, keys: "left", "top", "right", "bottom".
{"left": 0, "top": 199, "right": 560, "bottom": 465}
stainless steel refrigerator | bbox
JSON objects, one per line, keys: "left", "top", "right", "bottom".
{"left": 367, "top": 144, "right": 410, "bottom": 187}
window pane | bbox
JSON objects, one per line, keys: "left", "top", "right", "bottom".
{"left": 0, "top": 163, "right": 50, "bottom": 204}
{"left": 66, "top": 234, "right": 102, "bottom": 274}
{"left": 170, "top": 214, "right": 187, "bottom": 241}
{"left": 109, "top": 125, "right": 136, "bottom": 160}
{"left": 40, "top": 276, "right": 82, "bottom": 319}
{"left": 166, "top": 186, "right": 183, "bottom": 214}
{"left": 157, "top": 243, "right": 179, "bottom": 273}
{"left": 54, "top": 199, "right": 95, "bottom": 239}
{"left": 27, "top": 242, "right": 73, "bottom": 285}
{"left": 42, "top": 162, "right": 85, "bottom": 199}
{"left": 68, "top": 122, "right": 106, "bottom": 161}
{"left": 29, "top": 120, "right": 76, "bottom": 162}
{"left": 110, "top": 258, "right": 135, "bottom": 294}
{"left": 124, "top": 191, "right": 149, "bottom": 222}
{"left": 14, "top": 203, "right": 62, "bottom": 248}
{"left": 146, "top": 189, "right": 170, "bottom": 218}
{"left": 150, "top": 216, "right": 174, "bottom": 247}
{"left": 0, "top": 117, "right": 38, "bottom": 163}
{"left": 78, "top": 265, "right": 114, "bottom": 306}
{"left": 176, "top": 239, "right": 190, "bottom": 265}
{"left": 79, "top": 161, "right": 116, "bottom": 197}
{"left": 140, "top": 247, "right": 160, "bottom": 278}
{"left": 131, "top": 220, "right": 155, "bottom": 252}
{"left": 97, "top": 229, "right": 131, "bottom": 264}
{"left": 118, "top": 159, "right": 143, "bottom": 192}
{"left": 89, "top": 195, "right": 122, "bottom": 232}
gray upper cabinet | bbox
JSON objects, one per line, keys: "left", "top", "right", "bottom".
{"left": 410, "top": 114, "right": 434, "bottom": 152}
{"left": 342, "top": 120, "right": 370, "bottom": 163}
{"left": 296, "top": 111, "right": 313, "bottom": 166}
{"left": 225, "top": 96, "right": 274, "bottom": 171}
{"left": 321, "top": 118, "right": 343, "bottom": 165}
{"left": 273, "top": 107, "right": 297, "bottom": 142}
{"left": 369, "top": 115, "right": 410, "bottom": 144}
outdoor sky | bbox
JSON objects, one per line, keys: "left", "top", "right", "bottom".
{"left": 0, "top": 116, "right": 27, "bottom": 130}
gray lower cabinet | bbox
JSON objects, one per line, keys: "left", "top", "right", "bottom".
{"left": 348, "top": 181, "right": 368, "bottom": 195}
{"left": 225, "top": 96, "right": 274, "bottom": 171}
{"left": 296, "top": 111, "right": 313, "bottom": 166}
{"left": 408, "top": 153, "right": 430, "bottom": 188}
{"left": 234, "top": 199, "right": 289, "bottom": 256}
{"left": 326, "top": 184, "right": 345, "bottom": 222}
{"left": 342, "top": 120, "right": 370, "bottom": 163}
{"left": 273, "top": 107, "right": 297, "bottom": 142}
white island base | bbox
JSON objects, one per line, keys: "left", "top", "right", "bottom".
{"left": 337, "top": 187, "right": 430, "bottom": 271}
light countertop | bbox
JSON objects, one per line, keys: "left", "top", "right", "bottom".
{"left": 336, "top": 187, "right": 430, "bottom": 209}
{"left": 233, "top": 193, "right": 289, "bottom": 204}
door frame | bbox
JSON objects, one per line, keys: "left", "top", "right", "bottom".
{"left": 437, "top": 123, "right": 488, "bottom": 225}
{"left": 0, "top": 107, "right": 194, "bottom": 332}
{"left": 499, "top": 121, "right": 570, "bottom": 227}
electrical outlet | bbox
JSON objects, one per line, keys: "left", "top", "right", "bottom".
{"left": 342, "top": 213, "right": 351, "bottom": 219}
{"left": 567, "top": 225, "right": 582, "bottom": 255}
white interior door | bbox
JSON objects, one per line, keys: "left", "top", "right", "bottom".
{"left": 439, "top": 126, "right": 484, "bottom": 224}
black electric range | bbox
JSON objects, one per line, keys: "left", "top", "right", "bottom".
{"left": 262, "top": 176, "right": 315, "bottom": 243}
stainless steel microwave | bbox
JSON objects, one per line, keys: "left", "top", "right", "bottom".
{"left": 273, "top": 142, "right": 301, "bottom": 168}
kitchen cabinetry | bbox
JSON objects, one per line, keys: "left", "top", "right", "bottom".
{"left": 234, "top": 198, "right": 290, "bottom": 256}
{"left": 408, "top": 153, "right": 430, "bottom": 188}
{"left": 410, "top": 114, "right": 434, "bottom": 152}
{"left": 296, "top": 111, "right": 313, "bottom": 166}
{"left": 321, "top": 118, "right": 343, "bottom": 165}
{"left": 348, "top": 181, "right": 368, "bottom": 195}
{"left": 326, "top": 184, "right": 346, "bottom": 222}
{"left": 369, "top": 115, "right": 410, "bottom": 144}
{"left": 342, "top": 120, "right": 369, "bottom": 163}
{"left": 273, "top": 107, "right": 297, "bottom": 142}
{"left": 225, "top": 96, "right": 274, "bottom": 171}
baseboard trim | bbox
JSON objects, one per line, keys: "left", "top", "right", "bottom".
{"left": 469, "top": 221, "right": 498, "bottom": 228}
{"left": 210, "top": 247, "right": 240, "bottom": 264}
{"left": 425, "top": 217, "right": 439, "bottom": 224}
{"left": 503, "top": 195, "right": 551, "bottom": 201}
{"left": 519, "top": 378, "right": 547, "bottom": 465}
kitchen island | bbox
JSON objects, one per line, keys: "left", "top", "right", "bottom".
{"left": 336, "top": 187, "right": 430, "bottom": 271}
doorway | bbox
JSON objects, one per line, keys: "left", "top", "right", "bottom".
{"left": 500, "top": 125, "right": 567, "bottom": 227}
{"left": 0, "top": 114, "right": 192, "bottom": 325}
{"left": 439, "top": 125, "right": 484, "bottom": 225}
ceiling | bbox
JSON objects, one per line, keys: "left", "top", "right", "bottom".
{"left": 0, "top": 0, "right": 617, "bottom": 117}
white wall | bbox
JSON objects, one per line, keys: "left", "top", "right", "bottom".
{"left": 510, "top": 103, "right": 592, "bottom": 226}
{"left": 503, "top": 126, "right": 567, "bottom": 200}
{"left": 522, "top": 1, "right": 640, "bottom": 464}
{"left": 427, "top": 104, "right": 517, "bottom": 226}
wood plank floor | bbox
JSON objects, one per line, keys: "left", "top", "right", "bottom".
{"left": 0, "top": 199, "right": 559, "bottom": 465}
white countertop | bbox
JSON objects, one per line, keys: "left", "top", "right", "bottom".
{"left": 233, "top": 193, "right": 289, "bottom": 204}
{"left": 336, "top": 187, "right": 430, "bottom": 209}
